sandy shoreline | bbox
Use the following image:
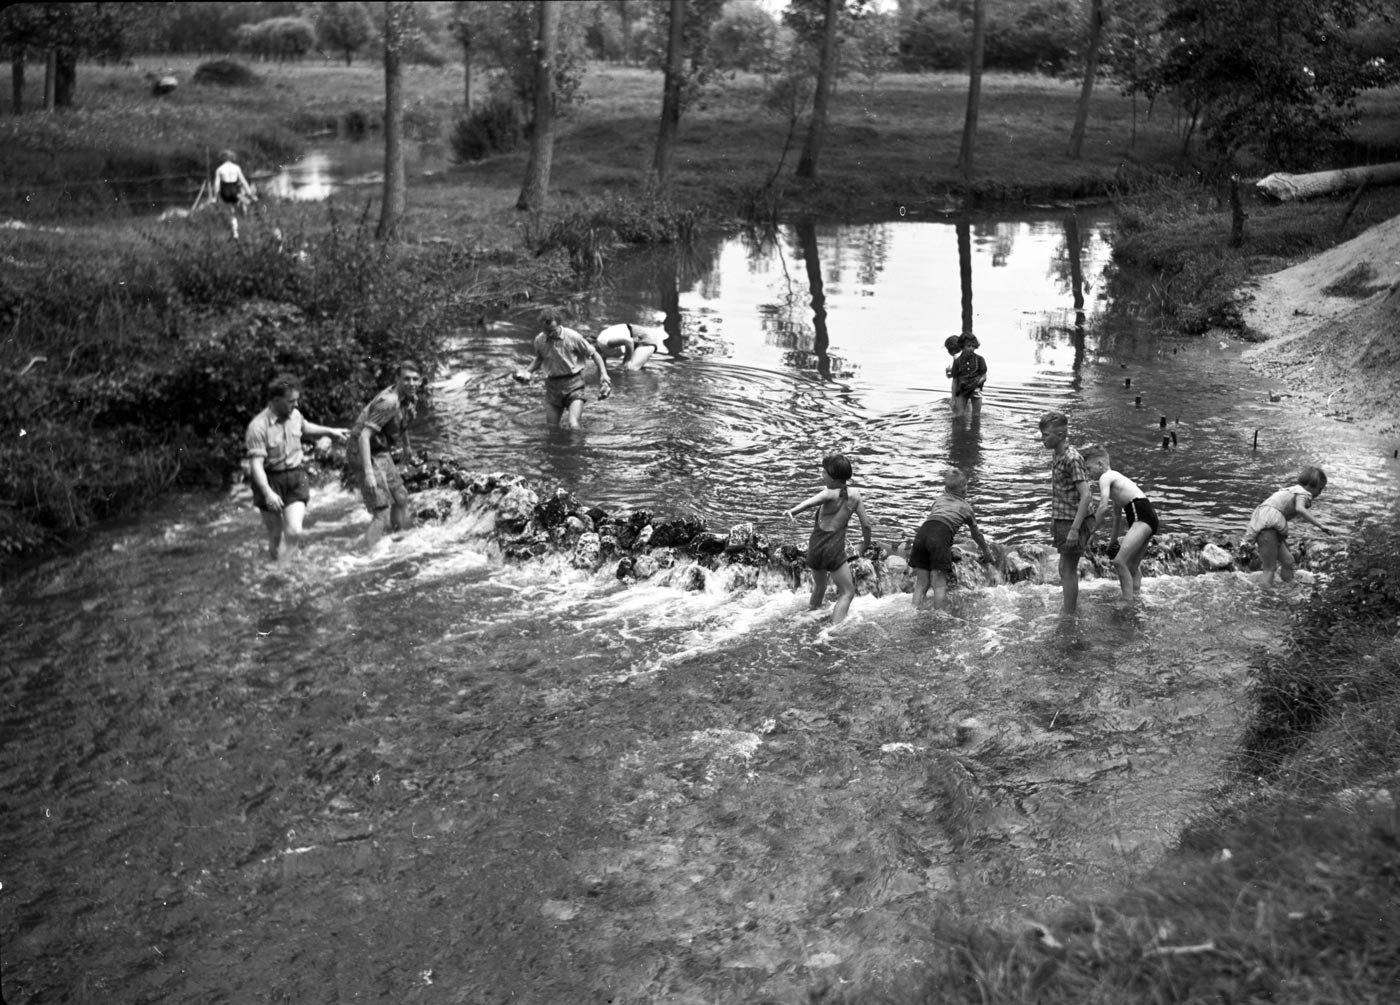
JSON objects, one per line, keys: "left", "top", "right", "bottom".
{"left": 1237, "top": 214, "right": 1400, "bottom": 438}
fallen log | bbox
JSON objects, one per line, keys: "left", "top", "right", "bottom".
{"left": 1256, "top": 162, "right": 1400, "bottom": 202}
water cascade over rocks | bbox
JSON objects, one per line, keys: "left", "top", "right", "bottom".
{"left": 400, "top": 457, "right": 1344, "bottom": 594}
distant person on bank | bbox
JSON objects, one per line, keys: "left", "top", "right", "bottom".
{"left": 515, "top": 310, "right": 612, "bottom": 429}
{"left": 213, "top": 150, "right": 256, "bottom": 239}
{"left": 346, "top": 361, "right": 423, "bottom": 549}
{"left": 245, "top": 374, "right": 348, "bottom": 561}
{"left": 594, "top": 322, "right": 669, "bottom": 371}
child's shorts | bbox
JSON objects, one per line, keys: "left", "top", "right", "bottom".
{"left": 1243, "top": 504, "right": 1288, "bottom": 544}
{"left": 1053, "top": 517, "right": 1095, "bottom": 556}
{"left": 1124, "top": 497, "right": 1160, "bottom": 534}
{"left": 909, "top": 519, "right": 956, "bottom": 574}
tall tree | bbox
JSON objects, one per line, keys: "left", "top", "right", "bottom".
{"left": 377, "top": 1, "right": 407, "bottom": 239}
{"left": 795, "top": 0, "right": 840, "bottom": 179}
{"left": 449, "top": 1, "right": 483, "bottom": 111}
{"left": 955, "top": 0, "right": 986, "bottom": 178}
{"left": 651, "top": 0, "right": 686, "bottom": 194}
{"left": 517, "top": 0, "right": 560, "bottom": 212}
{"left": 1067, "top": 0, "right": 1106, "bottom": 159}
{"left": 317, "top": 1, "right": 375, "bottom": 66}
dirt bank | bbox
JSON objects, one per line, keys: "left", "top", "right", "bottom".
{"left": 1238, "top": 213, "right": 1400, "bottom": 437}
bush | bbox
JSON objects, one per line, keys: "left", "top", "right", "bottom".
{"left": 450, "top": 97, "right": 522, "bottom": 163}
{"left": 191, "top": 59, "right": 261, "bottom": 88}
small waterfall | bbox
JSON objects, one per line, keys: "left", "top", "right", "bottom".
{"left": 402, "top": 460, "right": 1347, "bottom": 598}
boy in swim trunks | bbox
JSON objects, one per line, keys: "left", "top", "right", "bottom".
{"left": 783, "top": 453, "right": 875, "bottom": 625}
{"left": 1083, "top": 444, "right": 1158, "bottom": 602}
{"left": 1040, "top": 411, "right": 1094, "bottom": 614}
{"left": 908, "top": 467, "right": 995, "bottom": 611}
{"left": 1243, "top": 466, "right": 1333, "bottom": 586}
{"left": 213, "top": 150, "right": 255, "bottom": 239}
{"left": 516, "top": 309, "right": 612, "bottom": 429}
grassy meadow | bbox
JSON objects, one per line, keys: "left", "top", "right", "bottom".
{"left": 3, "top": 56, "right": 1400, "bottom": 1004}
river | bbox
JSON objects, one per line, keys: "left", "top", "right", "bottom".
{"left": 3, "top": 214, "right": 1397, "bottom": 1003}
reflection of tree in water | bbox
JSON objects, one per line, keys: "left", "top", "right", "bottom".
{"left": 976, "top": 219, "right": 1016, "bottom": 268}
{"left": 598, "top": 237, "right": 725, "bottom": 357}
{"left": 853, "top": 223, "right": 892, "bottom": 288}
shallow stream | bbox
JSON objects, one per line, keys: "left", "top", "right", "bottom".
{"left": 3, "top": 215, "right": 1398, "bottom": 1002}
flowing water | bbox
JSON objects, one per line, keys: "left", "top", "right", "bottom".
{"left": 4, "top": 215, "right": 1399, "bottom": 1003}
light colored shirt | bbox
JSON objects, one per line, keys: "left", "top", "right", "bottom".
{"left": 926, "top": 492, "right": 975, "bottom": 533}
{"left": 1260, "top": 484, "right": 1312, "bottom": 520}
{"left": 245, "top": 406, "right": 306, "bottom": 471}
{"left": 534, "top": 326, "right": 594, "bottom": 378}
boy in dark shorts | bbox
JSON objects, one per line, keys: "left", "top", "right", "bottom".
{"left": 1039, "top": 411, "right": 1094, "bottom": 613}
{"left": 909, "top": 467, "right": 995, "bottom": 611}
{"left": 1083, "top": 444, "right": 1160, "bottom": 603}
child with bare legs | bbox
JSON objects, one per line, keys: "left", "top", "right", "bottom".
{"left": 784, "top": 454, "right": 874, "bottom": 625}
{"left": 1083, "top": 444, "right": 1159, "bottom": 602}
{"left": 909, "top": 468, "right": 995, "bottom": 611}
{"left": 1243, "top": 466, "right": 1333, "bottom": 586}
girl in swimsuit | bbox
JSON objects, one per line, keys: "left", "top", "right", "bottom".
{"left": 783, "top": 454, "right": 875, "bottom": 625}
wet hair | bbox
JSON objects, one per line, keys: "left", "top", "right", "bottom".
{"left": 267, "top": 373, "right": 301, "bottom": 399}
{"left": 397, "top": 359, "right": 422, "bottom": 377}
{"left": 1296, "top": 466, "right": 1327, "bottom": 494}
{"left": 943, "top": 467, "right": 968, "bottom": 494}
{"left": 1081, "top": 443, "right": 1110, "bottom": 466}
{"left": 822, "top": 454, "right": 853, "bottom": 482}
{"left": 1039, "top": 411, "right": 1068, "bottom": 432}
{"left": 944, "top": 336, "right": 962, "bottom": 355}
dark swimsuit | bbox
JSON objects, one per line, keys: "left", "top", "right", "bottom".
{"left": 806, "top": 488, "right": 851, "bottom": 572}
{"left": 1124, "top": 497, "right": 1160, "bottom": 534}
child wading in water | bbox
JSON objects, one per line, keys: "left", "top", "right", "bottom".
{"left": 908, "top": 467, "right": 995, "bottom": 611}
{"left": 1243, "top": 466, "right": 1333, "bottom": 586}
{"left": 1039, "top": 411, "right": 1094, "bottom": 613}
{"left": 1083, "top": 444, "right": 1159, "bottom": 602}
{"left": 784, "top": 454, "right": 874, "bottom": 625}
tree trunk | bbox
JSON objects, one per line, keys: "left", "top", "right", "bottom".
{"left": 795, "top": 0, "right": 839, "bottom": 180}
{"left": 11, "top": 47, "right": 23, "bottom": 115}
{"left": 1067, "top": 0, "right": 1104, "bottom": 159}
{"left": 516, "top": 0, "right": 559, "bottom": 212}
{"left": 55, "top": 48, "right": 75, "bottom": 107}
{"left": 651, "top": 0, "right": 686, "bottom": 194}
{"left": 1256, "top": 162, "right": 1400, "bottom": 202}
{"left": 956, "top": 0, "right": 985, "bottom": 178}
{"left": 462, "top": 33, "right": 474, "bottom": 111}
{"left": 377, "top": 1, "right": 407, "bottom": 240}
{"left": 957, "top": 221, "right": 973, "bottom": 338}
{"left": 43, "top": 48, "right": 56, "bottom": 111}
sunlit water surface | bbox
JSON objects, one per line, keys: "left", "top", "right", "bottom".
{"left": 4, "top": 215, "right": 1398, "bottom": 1001}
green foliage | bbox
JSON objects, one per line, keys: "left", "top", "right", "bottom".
{"left": 1149, "top": 0, "right": 1400, "bottom": 168}
{"left": 314, "top": 1, "right": 376, "bottom": 65}
{"left": 523, "top": 193, "right": 704, "bottom": 276}
{"left": 235, "top": 17, "right": 318, "bottom": 62}
{"left": 710, "top": 1, "right": 785, "bottom": 73}
{"left": 470, "top": 1, "right": 591, "bottom": 123}
{"left": 191, "top": 59, "right": 262, "bottom": 88}
{"left": 450, "top": 96, "right": 523, "bottom": 162}
{"left": 896, "top": 0, "right": 1079, "bottom": 73}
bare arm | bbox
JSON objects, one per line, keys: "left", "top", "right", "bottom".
{"left": 302, "top": 421, "right": 347, "bottom": 441}
{"left": 249, "top": 455, "right": 282, "bottom": 512}
{"left": 966, "top": 515, "right": 993, "bottom": 560}
{"left": 785, "top": 488, "right": 832, "bottom": 521}
{"left": 358, "top": 426, "right": 375, "bottom": 474}
{"left": 1295, "top": 498, "right": 1333, "bottom": 534}
{"left": 589, "top": 343, "right": 612, "bottom": 385}
{"left": 854, "top": 498, "right": 874, "bottom": 549}
{"left": 1069, "top": 480, "right": 1093, "bottom": 533}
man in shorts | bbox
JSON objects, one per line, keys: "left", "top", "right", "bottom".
{"left": 346, "top": 360, "right": 423, "bottom": 549}
{"left": 245, "top": 373, "right": 348, "bottom": 561}
{"left": 515, "top": 309, "right": 611, "bottom": 429}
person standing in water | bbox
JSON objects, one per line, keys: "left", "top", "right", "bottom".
{"left": 515, "top": 309, "right": 612, "bottom": 429}
{"left": 1039, "top": 411, "right": 1094, "bottom": 614}
{"left": 783, "top": 454, "right": 875, "bottom": 625}
{"left": 213, "top": 150, "right": 256, "bottom": 239}
{"left": 245, "top": 373, "right": 348, "bottom": 561}
{"left": 594, "top": 322, "right": 669, "bottom": 371}
{"left": 345, "top": 360, "right": 423, "bottom": 549}
{"left": 1242, "top": 466, "right": 1333, "bottom": 586}
{"left": 950, "top": 334, "right": 987, "bottom": 417}
{"left": 1083, "top": 444, "right": 1159, "bottom": 603}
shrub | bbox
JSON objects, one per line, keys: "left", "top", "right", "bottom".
{"left": 450, "top": 97, "right": 522, "bottom": 163}
{"left": 191, "top": 59, "right": 261, "bottom": 88}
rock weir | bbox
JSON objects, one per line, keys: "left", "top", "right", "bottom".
{"left": 401, "top": 458, "right": 1343, "bottom": 595}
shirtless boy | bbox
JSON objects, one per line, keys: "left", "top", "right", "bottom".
{"left": 1083, "top": 444, "right": 1159, "bottom": 602}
